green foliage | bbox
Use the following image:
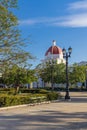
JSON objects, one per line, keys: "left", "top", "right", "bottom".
{"left": 20, "top": 88, "right": 48, "bottom": 94}
{"left": 38, "top": 63, "right": 66, "bottom": 84}
{"left": 0, "top": 0, "right": 18, "bottom": 8}
{"left": 0, "top": 1, "right": 62, "bottom": 107}
{"left": 54, "top": 63, "right": 66, "bottom": 83}
{"left": 0, "top": 94, "right": 47, "bottom": 107}
{"left": 0, "top": 0, "right": 34, "bottom": 71}
{"left": 46, "top": 92, "right": 60, "bottom": 100}
{"left": 69, "top": 64, "right": 87, "bottom": 84}
{"left": 0, "top": 88, "right": 62, "bottom": 107}
{"left": 1, "top": 65, "right": 37, "bottom": 89}
{"left": 38, "top": 89, "right": 49, "bottom": 94}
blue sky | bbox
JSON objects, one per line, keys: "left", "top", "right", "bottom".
{"left": 14, "top": 0, "right": 87, "bottom": 68}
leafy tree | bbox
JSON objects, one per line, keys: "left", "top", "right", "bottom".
{"left": 37, "top": 62, "right": 66, "bottom": 88}
{"left": 69, "top": 64, "right": 87, "bottom": 85}
{"left": 2, "top": 65, "right": 37, "bottom": 92}
{"left": 0, "top": 0, "right": 33, "bottom": 69}
{"left": 55, "top": 63, "right": 66, "bottom": 84}
{"left": 0, "top": 0, "right": 37, "bottom": 93}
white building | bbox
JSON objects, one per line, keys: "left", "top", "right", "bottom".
{"left": 33, "top": 40, "right": 66, "bottom": 88}
{"left": 42, "top": 40, "right": 65, "bottom": 65}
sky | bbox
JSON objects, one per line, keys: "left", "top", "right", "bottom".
{"left": 14, "top": 0, "right": 87, "bottom": 68}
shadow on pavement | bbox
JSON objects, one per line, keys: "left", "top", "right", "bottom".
{"left": 0, "top": 109, "right": 87, "bottom": 130}
{"left": 0, "top": 95, "right": 87, "bottom": 130}
{"left": 61, "top": 97, "right": 87, "bottom": 103}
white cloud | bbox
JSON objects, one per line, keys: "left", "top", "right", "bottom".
{"left": 19, "top": 19, "right": 37, "bottom": 25}
{"left": 60, "top": 0, "right": 87, "bottom": 27}
{"left": 19, "top": 13, "right": 87, "bottom": 28}
{"left": 53, "top": 13, "right": 87, "bottom": 27}
{"left": 19, "top": 0, "right": 87, "bottom": 28}
{"left": 68, "top": 0, "right": 87, "bottom": 10}
{"left": 19, "top": 17, "right": 61, "bottom": 26}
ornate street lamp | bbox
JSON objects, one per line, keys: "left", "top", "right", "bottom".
{"left": 62, "top": 47, "right": 72, "bottom": 100}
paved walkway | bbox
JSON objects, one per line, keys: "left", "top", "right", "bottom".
{"left": 0, "top": 92, "right": 87, "bottom": 130}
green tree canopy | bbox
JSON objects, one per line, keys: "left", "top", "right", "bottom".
{"left": 37, "top": 62, "right": 66, "bottom": 85}
{"left": 0, "top": 0, "right": 34, "bottom": 69}
{"left": 2, "top": 65, "right": 37, "bottom": 86}
{"left": 69, "top": 64, "right": 87, "bottom": 84}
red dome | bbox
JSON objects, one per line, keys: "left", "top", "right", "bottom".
{"left": 45, "top": 45, "right": 62, "bottom": 56}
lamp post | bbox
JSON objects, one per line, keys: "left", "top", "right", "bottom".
{"left": 62, "top": 47, "right": 72, "bottom": 100}
{"left": 86, "top": 69, "right": 87, "bottom": 89}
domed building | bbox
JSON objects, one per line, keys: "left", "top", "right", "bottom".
{"left": 32, "top": 40, "right": 66, "bottom": 88}
{"left": 42, "top": 40, "right": 65, "bottom": 64}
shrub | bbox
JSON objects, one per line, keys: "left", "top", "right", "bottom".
{"left": 46, "top": 92, "right": 61, "bottom": 101}
{"left": 20, "top": 88, "right": 40, "bottom": 93}
{"left": 0, "top": 89, "right": 62, "bottom": 107}
{"left": 38, "top": 89, "right": 49, "bottom": 94}
{"left": 0, "top": 94, "right": 47, "bottom": 107}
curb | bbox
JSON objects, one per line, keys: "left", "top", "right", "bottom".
{"left": 0, "top": 101, "right": 51, "bottom": 111}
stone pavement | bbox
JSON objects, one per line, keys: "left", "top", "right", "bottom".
{"left": 0, "top": 92, "right": 87, "bottom": 130}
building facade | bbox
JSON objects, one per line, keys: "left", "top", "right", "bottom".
{"left": 42, "top": 40, "right": 65, "bottom": 65}
{"left": 33, "top": 40, "right": 66, "bottom": 88}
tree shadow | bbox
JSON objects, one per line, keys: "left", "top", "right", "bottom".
{"left": 0, "top": 109, "right": 87, "bottom": 130}
{"left": 60, "top": 96, "right": 87, "bottom": 103}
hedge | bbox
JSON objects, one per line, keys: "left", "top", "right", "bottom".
{"left": 0, "top": 92, "right": 61, "bottom": 107}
